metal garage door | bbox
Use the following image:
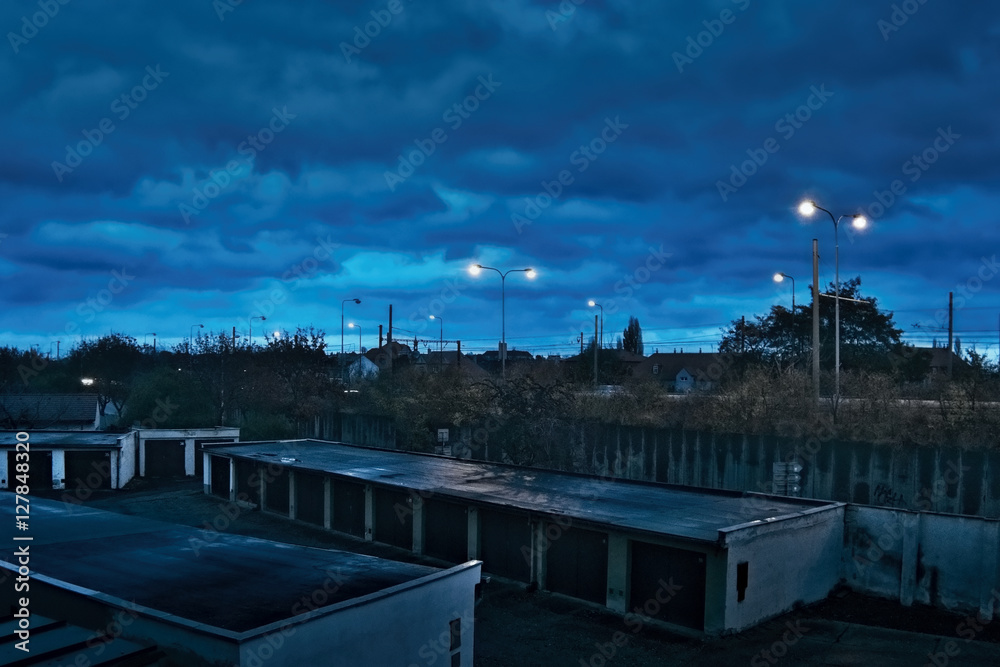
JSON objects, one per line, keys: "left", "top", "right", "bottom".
{"left": 295, "top": 472, "right": 325, "bottom": 526}
{"left": 195, "top": 439, "right": 235, "bottom": 478}
{"left": 546, "top": 523, "right": 608, "bottom": 604}
{"left": 424, "top": 500, "right": 469, "bottom": 563}
{"left": 629, "top": 541, "right": 706, "bottom": 631}
{"left": 375, "top": 487, "right": 413, "bottom": 550}
{"left": 210, "top": 455, "right": 230, "bottom": 499}
{"left": 65, "top": 451, "right": 112, "bottom": 491}
{"left": 265, "top": 466, "right": 290, "bottom": 514}
{"left": 6, "top": 450, "right": 53, "bottom": 493}
{"left": 332, "top": 480, "right": 366, "bottom": 538}
{"left": 144, "top": 439, "right": 185, "bottom": 477}
{"left": 479, "top": 509, "right": 532, "bottom": 583}
{"left": 234, "top": 459, "right": 260, "bottom": 507}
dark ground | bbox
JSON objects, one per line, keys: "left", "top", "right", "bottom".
{"left": 32, "top": 478, "right": 1000, "bottom": 666}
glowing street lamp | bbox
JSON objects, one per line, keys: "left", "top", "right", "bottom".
{"left": 798, "top": 199, "right": 867, "bottom": 399}
{"left": 429, "top": 315, "right": 444, "bottom": 353}
{"left": 348, "top": 322, "right": 362, "bottom": 352}
{"left": 587, "top": 300, "right": 604, "bottom": 349}
{"left": 342, "top": 298, "right": 361, "bottom": 357}
{"left": 773, "top": 273, "right": 795, "bottom": 311}
{"left": 250, "top": 316, "right": 266, "bottom": 349}
{"left": 469, "top": 263, "right": 536, "bottom": 377}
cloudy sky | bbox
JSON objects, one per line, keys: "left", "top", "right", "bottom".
{"left": 2, "top": 1, "right": 999, "bottom": 357}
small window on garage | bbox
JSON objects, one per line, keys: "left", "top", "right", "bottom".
{"left": 737, "top": 561, "right": 749, "bottom": 602}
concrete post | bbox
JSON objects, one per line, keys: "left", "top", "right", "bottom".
{"left": 288, "top": 470, "right": 297, "bottom": 521}
{"left": 606, "top": 534, "right": 628, "bottom": 613}
{"left": 532, "top": 521, "right": 547, "bottom": 590}
{"left": 412, "top": 495, "right": 425, "bottom": 556}
{"left": 323, "top": 477, "right": 332, "bottom": 530}
{"left": 467, "top": 507, "right": 480, "bottom": 560}
{"left": 900, "top": 512, "right": 920, "bottom": 607}
{"left": 51, "top": 450, "right": 66, "bottom": 490}
{"left": 229, "top": 458, "right": 236, "bottom": 502}
{"left": 258, "top": 464, "right": 267, "bottom": 511}
{"left": 202, "top": 451, "right": 211, "bottom": 494}
{"left": 364, "top": 484, "right": 374, "bottom": 542}
{"left": 979, "top": 520, "right": 1000, "bottom": 621}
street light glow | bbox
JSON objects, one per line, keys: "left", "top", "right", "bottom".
{"left": 851, "top": 215, "right": 868, "bottom": 230}
{"left": 773, "top": 273, "right": 784, "bottom": 283}
{"left": 469, "top": 264, "right": 482, "bottom": 276}
{"left": 81, "top": 377, "right": 94, "bottom": 386}
{"left": 525, "top": 268, "right": 536, "bottom": 279}
{"left": 587, "top": 299, "right": 596, "bottom": 306}
{"left": 798, "top": 200, "right": 816, "bottom": 216}
{"left": 348, "top": 322, "right": 357, "bottom": 328}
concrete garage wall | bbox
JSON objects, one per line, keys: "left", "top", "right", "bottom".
{"left": 238, "top": 564, "right": 481, "bottom": 667}
{"left": 574, "top": 426, "right": 1000, "bottom": 519}
{"left": 721, "top": 506, "right": 845, "bottom": 632}
{"left": 844, "top": 506, "right": 1000, "bottom": 618}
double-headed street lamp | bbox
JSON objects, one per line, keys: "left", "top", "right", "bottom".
{"left": 469, "top": 264, "right": 536, "bottom": 377}
{"left": 341, "top": 298, "right": 361, "bottom": 357}
{"left": 773, "top": 273, "right": 795, "bottom": 311}
{"left": 587, "top": 300, "right": 604, "bottom": 349}
{"left": 798, "top": 200, "right": 868, "bottom": 399}
{"left": 429, "top": 315, "right": 443, "bottom": 353}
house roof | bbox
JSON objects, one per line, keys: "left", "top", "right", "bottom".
{"left": 0, "top": 393, "right": 99, "bottom": 427}
{"left": 635, "top": 352, "right": 719, "bottom": 379}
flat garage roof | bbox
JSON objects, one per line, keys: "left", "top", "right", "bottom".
{"left": 0, "top": 495, "right": 440, "bottom": 633}
{"left": 211, "top": 440, "right": 841, "bottom": 544}
{"left": 0, "top": 431, "right": 123, "bottom": 449}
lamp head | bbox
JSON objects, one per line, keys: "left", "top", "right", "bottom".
{"left": 469, "top": 264, "right": 482, "bottom": 276}
{"left": 348, "top": 323, "right": 356, "bottom": 329}
{"left": 525, "top": 268, "right": 536, "bottom": 279}
{"left": 798, "top": 200, "right": 817, "bottom": 216}
{"left": 429, "top": 315, "right": 436, "bottom": 321}
{"left": 851, "top": 215, "right": 868, "bottom": 230}
{"left": 588, "top": 299, "right": 596, "bottom": 307}
{"left": 353, "top": 298, "right": 361, "bottom": 304}
{"left": 773, "top": 273, "right": 784, "bottom": 283}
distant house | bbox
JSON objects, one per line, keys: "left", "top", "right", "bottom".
{"left": 0, "top": 394, "right": 101, "bottom": 431}
{"left": 345, "top": 354, "right": 379, "bottom": 381}
{"left": 635, "top": 352, "right": 719, "bottom": 392}
{"left": 925, "top": 347, "right": 970, "bottom": 380}
{"left": 365, "top": 341, "right": 414, "bottom": 372}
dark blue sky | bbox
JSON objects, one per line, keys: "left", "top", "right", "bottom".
{"left": 3, "top": 1, "right": 999, "bottom": 357}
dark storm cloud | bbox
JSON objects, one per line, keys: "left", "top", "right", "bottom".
{"left": 2, "top": 0, "right": 999, "bottom": 353}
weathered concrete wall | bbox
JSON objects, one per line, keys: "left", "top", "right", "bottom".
{"left": 577, "top": 426, "right": 1000, "bottom": 519}
{"left": 844, "top": 505, "right": 1000, "bottom": 618}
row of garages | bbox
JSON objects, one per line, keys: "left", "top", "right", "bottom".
{"left": 1, "top": 428, "right": 239, "bottom": 492}
{"left": 204, "top": 442, "right": 844, "bottom": 635}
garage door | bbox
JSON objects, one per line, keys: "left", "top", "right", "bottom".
{"left": 546, "top": 523, "right": 608, "bottom": 604}
{"left": 6, "top": 450, "right": 53, "bottom": 493}
{"left": 144, "top": 440, "right": 186, "bottom": 477}
{"left": 235, "top": 459, "right": 260, "bottom": 507}
{"left": 265, "top": 466, "right": 290, "bottom": 515}
{"left": 375, "top": 487, "right": 413, "bottom": 550}
{"left": 425, "top": 500, "right": 469, "bottom": 563}
{"left": 333, "top": 480, "right": 366, "bottom": 538}
{"left": 295, "top": 472, "right": 325, "bottom": 526}
{"left": 65, "top": 451, "right": 112, "bottom": 491}
{"left": 629, "top": 541, "right": 706, "bottom": 631}
{"left": 210, "top": 455, "right": 231, "bottom": 499}
{"left": 479, "top": 509, "right": 532, "bottom": 583}
{"left": 195, "top": 439, "right": 235, "bottom": 478}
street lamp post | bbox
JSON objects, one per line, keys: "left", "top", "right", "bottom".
{"left": 798, "top": 200, "right": 867, "bottom": 399}
{"left": 773, "top": 273, "right": 795, "bottom": 311}
{"left": 341, "top": 298, "right": 361, "bottom": 357}
{"left": 189, "top": 324, "right": 204, "bottom": 352}
{"left": 250, "top": 316, "right": 266, "bottom": 349}
{"left": 348, "top": 322, "right": 362, "bottom": 352}
{"left": 469, "top": 264, "right": 536, "bottom": 377}
{"left": 429, "top": 315, "right": 443, "bottom": 353}
{"left": 588, "top": 300, "right": 604, "bottom": 349}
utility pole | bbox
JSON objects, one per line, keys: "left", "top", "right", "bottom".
{"left": 593, "top": 315, "right": 599, "bottom": 385}
{"left": 740, "top": 316, "right": 746, "bottom": 354}
{"left": 812, "top": 239, "right": 820, "bottom": 402}
{"left": 579, "top": 332, "right": 584, "bottom": 356}
{"left": 947, "top": 292, "right": 954, "bottom": 378}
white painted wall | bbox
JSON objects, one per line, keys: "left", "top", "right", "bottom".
{"left": 721, "top": 506, "right": 845, "bottom": 632}
{"left": 118, "top": 432, "right": 137, "bottom": 488}
{"left": 51, "top": 450, "right": 65, "bottom": 489}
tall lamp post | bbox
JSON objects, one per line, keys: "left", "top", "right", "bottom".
{"left": 429, "top": 315, "right": 443, "bottom": 353}
{"left": 341, "top": 298, "right": 361, "bottom": 356}
{"left": 249, "top": 316, "right": 266, "bottom": 349}
{"left": 798, "top": 200, "right": 867, "bottom": 399}
{"left": 587, "top": 300, "right": 604, "bottom": 349}
{"left": 189, "top": 324, "right": 204, "bottom": 352}
{"left": 773, "top": 273, "right": 795, "bottom": 311}
{"left": 348, "top": 322, "right": 362, "bottom": 352}
{"left": 469, "top": 264, "right": 536, "bottom": 377}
